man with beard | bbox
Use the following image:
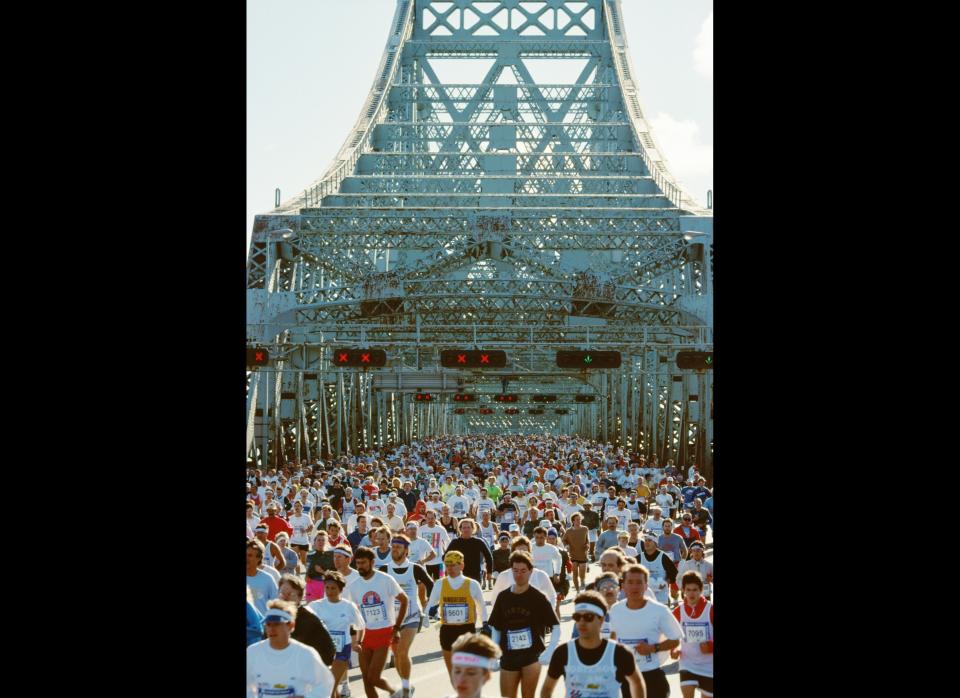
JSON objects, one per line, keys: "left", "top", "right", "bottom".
{"left": 344, "top": 547, "right": 409, "bottom": 698}
{"left": 384, "top": 534, "right": 435, "bottom": 698}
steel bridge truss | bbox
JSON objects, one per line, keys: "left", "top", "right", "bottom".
{"left": 247, "top": 0, "right": 712, "bottom": 469}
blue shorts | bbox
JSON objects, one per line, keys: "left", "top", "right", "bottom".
{"left": 334, "top": 644, "right": 352, "bottom": 663}
{"left": 400, "top": 616, "right": 421, "bottom": 632}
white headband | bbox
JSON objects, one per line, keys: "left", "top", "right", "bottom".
{"left": 332, "top": 548, "right": 352, "bottom": 558}
{"left": 574, "top": 602, "right": 606, "bottom": 617}
{"left": 451, "top": 652, "right": 499, "bottom": 670}
{"left": 262, "top": 608, "right": 294, "bottom": 623}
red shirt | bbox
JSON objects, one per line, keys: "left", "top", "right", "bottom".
{"left": 262, "top": 515, "right": 293, "bottom": 541}
{"left": 675, "top": 525, "right": 702, "bottom": 545}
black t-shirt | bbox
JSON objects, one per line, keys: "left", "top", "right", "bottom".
{"left": 445, "top": 536, "right": 495, "bottom": 582}
{"left": 488, "top": 586, "right": 560, "bottom": 655}
{"left": 547, "top": 640, "right": 636, "bottom": 682}
{"left": 440, "top": 517, "right": 459, "bottom": 535}
{"left": 326, "top": 485, "right": 345, "bottom": 511}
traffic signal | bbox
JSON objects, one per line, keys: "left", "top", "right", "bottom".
{"left": 504, "top": 408, "right": 519, "bottom": 414}
{"left": 556, "top": 350, "right": 621, "bottom": 369}
{"left": 479, "top": 407, "right": 493, "bottom": 414}
{"left": 531, "top": 395, "right": 557, "bottom": 403}
{"left": 247, "top": 347, "right": 270, "bottom": 367}
{"left": 414, "top": 393, "right": 433, "bottom": 402}
{"left": 452, "top": 393, "right": 477, "bottom": 402}
{"left": 440, "top": 349, "right": 508, "bottom": 368}
{"left": 676, "top": 351, "right": 714, "bottom": 370}
{"left": 528, "top": 408, "right": 545, "bottom": 415}
{"left": 453, "top": 408, "right": 466, "bottom": 415}
{"left": 574, "top": 395, "right": 596, "bottom": 403}
{"left": 331, "top": 348, "right": 387, "bottom": 368}
{"left": 555, "top": 408, "right": 569, "bottom": 415}
{"left": 494, "top": 394, "right": 518, "bottom": 403}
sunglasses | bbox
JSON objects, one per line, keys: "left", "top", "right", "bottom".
{"left": 572, "top": 613, "right": 600, "bottom": 623}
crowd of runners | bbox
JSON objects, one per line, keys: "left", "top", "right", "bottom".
{"left": 246, "top": 436, "right": 714, "bottom": 698}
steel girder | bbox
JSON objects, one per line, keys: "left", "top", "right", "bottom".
{"left": 247, "top": 0, "right": 712, "bottom": 462}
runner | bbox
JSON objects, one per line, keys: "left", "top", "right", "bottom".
{"left": 596, "top": 516, "right": 621, "bottom": 559}
{"left": 343, "top": 547, "right": 409, "bottom": 698}
{"left": 490, "top": 537, "right": 558, "bottom": 610}
{"left": 424, "top": 549, "right": 488, "bottom": 675}
{"left": 289, "top": 501, "right": 316, "bottom": 568}
{"left": 445, "top": 518, "right": 495, "bottom": 588}
{"left": 669, "top": 571, "right": 714, "bottom": 698}
{"left": 578, "top": 500, "right": 600, "bottom": 562}
{"left": 385, "top": 533, "right": 435, "bottom": 698}
{"left": 676, "top": 543, "right": 712, "bottom": 601}
{"left": 247, "top": 539, "right": 279, "bottom": 615}
{"left": 560, "top": 513, "right": 589, "bottom": 593}
{"left": 637, "top": 535, "right": 676, "bottom": 606}
{"left": 278, "top": 573, "right": 338, "bottom": 667}
{"left": 403, "top": 521, "right": 437, "bottom": 569}
{"left": 254, "top": 523, "right": 285, "bottom": 577}
{"left": 445, "top": 633, "right": 502, "bottom": 698}
{"left": 608, "top": 565, "right": 683, "bottom": 698}
{"left": 487, "top": 550, "right": 561, "bottom": 698}
{"left": 541, "top": 590, "right": 645, "bottom": 698}
{"left": 247, "top": 599, "right": 334, "bottom": 698}
{"left": 307, "top": 571, "right": 365, "bottom": 698}
{"left": 331, "top": 544, "right": 362, "bottom": 587}
{"left": 420, "top": 509, "right": 453, "bottom": 580}
{"left": 657, "top": 521, "right": 687, "bottom": 606}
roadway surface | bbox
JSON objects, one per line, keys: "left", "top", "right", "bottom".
{"left": 342, "top": 539, "right": 713, "bottom": 698}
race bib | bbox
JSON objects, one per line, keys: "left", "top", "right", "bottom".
{"left": 256, "top": 682, "right": 296, "bottom": 696}
{"left": 330, "top": 630, "right": 346, "bottom": 653}
{"left": 443, "top": 603, "right": 469, "bottom": 624}
{"left": 684, "top": 623, "right": 710, "bottom": 644}
{"left": 362, "top": 603, "right": 386, "bottom": 625}
{"left": 623, "top": 638, "right": 654, "bottom": 664}
{"left": 506, "top": 627, "right": 533, "bottom": 650}
{"left": 503, "top": 511, "right": 515, "bottom": 523}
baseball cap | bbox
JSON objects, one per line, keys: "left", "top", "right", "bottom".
{"left": 509, "top": 523, "right": 520, "bottom": 531}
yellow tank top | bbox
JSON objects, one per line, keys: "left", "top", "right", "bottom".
{"left": 439, "top": 576, "right": 476, "bottom": 626}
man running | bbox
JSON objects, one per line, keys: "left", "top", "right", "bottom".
{"left": 247, "top": 599, "right": 334, "bottom": 698}
{"left": 445, "top": 518, "right": 495, "bottom": 588}
{"left": 307, "top": 571, "right": 365, "bottom": 698}
{"left": 343, "top": 547, "right": 409, "bottom": 698}
{"left": 385, "top": 533, "right": 435, "bottom": 698}
{"left": 488, "top": 550, "right": 561, "bottom": 698}
{"left": 420, "top": 509, "right": 452, "bottom": 580}
{"left": 247, "top": 539, "right": 280, "bottom": 615}
{"left": 608, "top": 565, "right": 683, "bottom": 698}
{"left": 561, "top": 513, "right": 589, "bottom": 593}
{"left": 669, "top": 571, "right": 714, "bottom": 698}
{"left": 541, "top": 590, "right": 645, "bottom": 698}
{"left": 425, "top": 550, "right": 488, "bottom": 675}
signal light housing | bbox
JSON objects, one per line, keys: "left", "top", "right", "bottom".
{"left": 531, "top": 395, "right": 557, "bottom": 403}
{"left": 555, "top": 408, "right": 570, "bottom": 415}
{"left": 414, "top": 393, "right": 433, "bottom": 402}
{"left": 574, "top": 395, "right": 596, "bottom": 403}
{"left": 331, "top": 348, "right": 387, "bottom": 368}
{"left": 247, "top": 347, "right": 270, "bottom": 367}
{"left": 452, "top": 393, "right": 477, "bottom": 402}
{"left": 440, "top": 349, "right": 508, "bottom": 368}
{"left": 676, "top": 351, "right": 714, "bottom": 370}
{"left": 556, "top": 350, "right": 621, "bottom": 369}
{"left": 494, "top": 394, "right": 518, "bottom": 403}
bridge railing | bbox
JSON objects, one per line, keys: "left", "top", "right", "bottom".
{"left": 294, "top": 0, "right": 414, "bottom": 210}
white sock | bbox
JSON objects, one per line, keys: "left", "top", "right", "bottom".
{"left": 402, "top": 680, "right": 410, "bottom": 689}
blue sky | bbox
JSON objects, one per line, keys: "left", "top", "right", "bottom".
{"left": 247, "top": 0, "right": 712, "bottom": 253}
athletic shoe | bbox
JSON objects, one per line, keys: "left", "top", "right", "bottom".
{"left": 340, "top": 682, "right": 351, "bottom": 698}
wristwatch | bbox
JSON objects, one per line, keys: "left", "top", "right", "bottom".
{"left": 652, "top": 642, "right": 660, "bottom": 652}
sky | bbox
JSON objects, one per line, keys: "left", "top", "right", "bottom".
{"left": 247, "top": 0, "right": 712, "bottom": 254}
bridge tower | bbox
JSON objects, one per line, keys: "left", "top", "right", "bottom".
{"left": 247, "top": 0, "right": 713, "bottom": 476}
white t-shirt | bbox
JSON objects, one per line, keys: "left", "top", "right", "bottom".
{"left": 446, "top": 495, "right": 472, "bottom": 518}
{"left": 419, "top": 524, "right": 452, "bottom": 559}
{"left": 365, "top": 499, "right": 387, "bottom": 517}
{"left": 289, "top": 515, "right": 315, "bottom": 546}
{"left": 644, "top": 518, "right": 665, "bottom": 537}
{"left": 531, "top": 542, "right": 563, "bottom": 576}
{"left": 340, "top": 568, "right": 362, "bottom": 588}
{"left": 306, "top": 598, "right": 364, "bottom": 654}
{"left": 344, "top": 570, "right": 405, "bottom": 630}
{"left": 246, "top": 639, "right": 333, "bottom": 698}
{"left": 407, "top": 537, "right": 434, "bottom": 564}
{"left": 490, "top": 568, "right": 557, "bottom": 609}
{"left": 608, "top": 599, "right": 683, "bottom": 671}
{"left": 425, "top": 500, "right": 445, "bottom": 515}
{"left": 655, "top": 494, "right": 674, "bottom": 513}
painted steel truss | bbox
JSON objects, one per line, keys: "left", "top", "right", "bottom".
{"left": 247, "top": 0, "right": 711, "bottom": 467}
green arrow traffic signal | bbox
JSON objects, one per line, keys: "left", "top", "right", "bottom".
{"left": 583, "top": 355, "right": 593, "bottom": 363}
